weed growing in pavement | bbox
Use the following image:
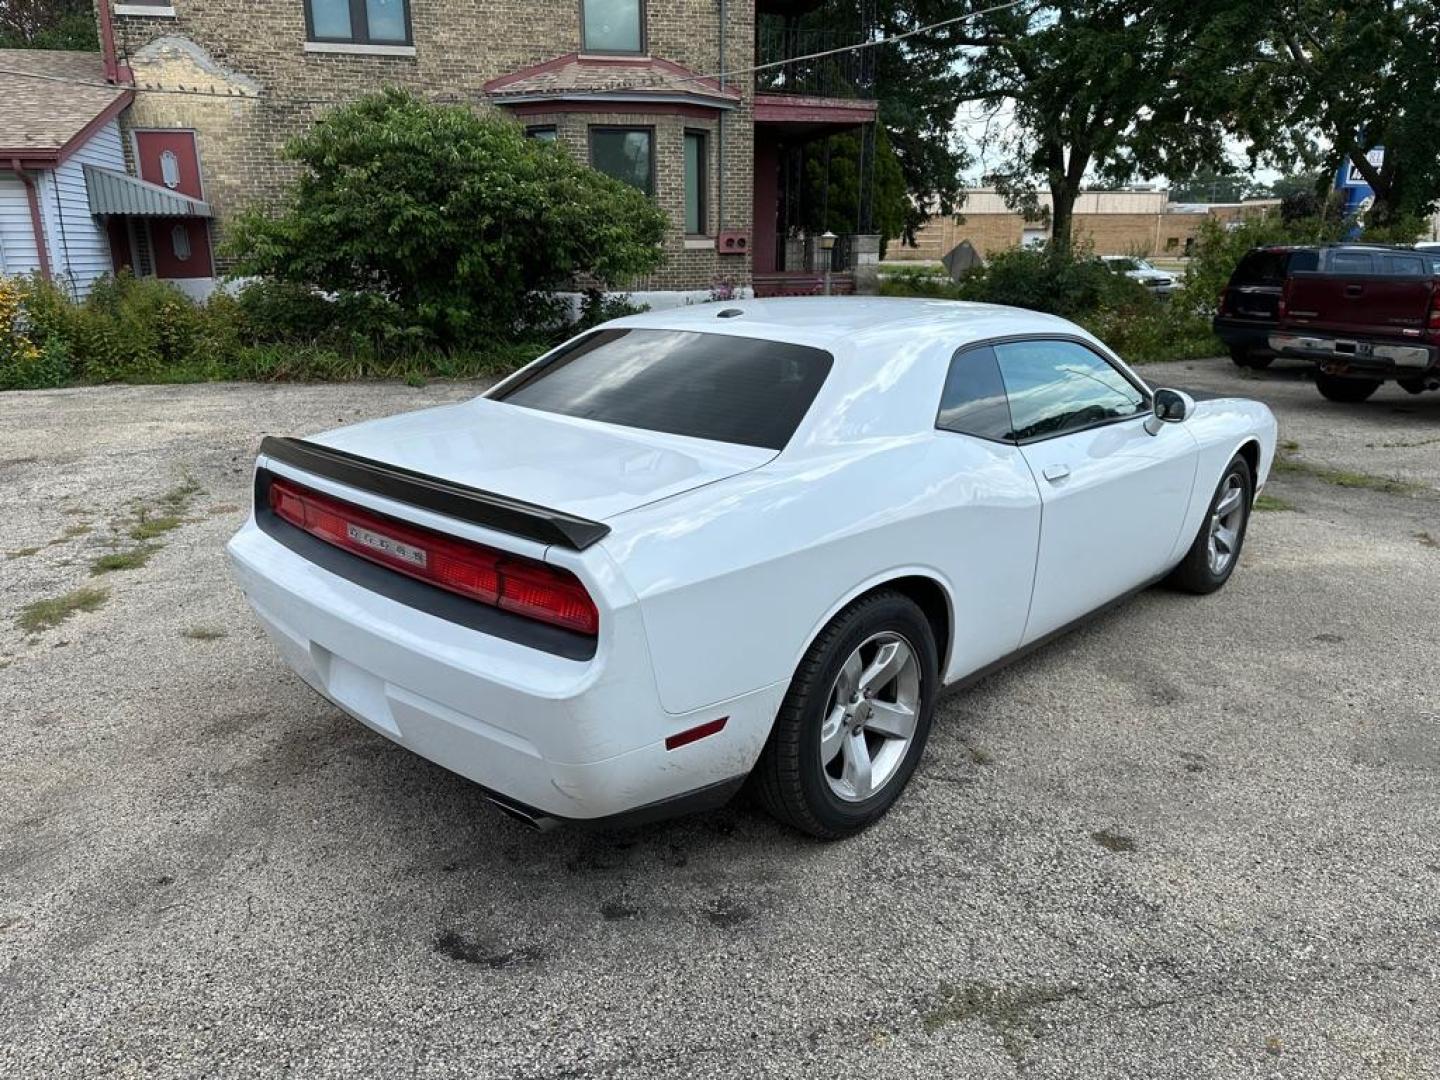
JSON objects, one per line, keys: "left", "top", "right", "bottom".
{"left": 129, "top": 512, "right": 187, "bottom": 542}
{"left": 1253, "top": 493, "right": 1296, "bottom": 512}
{"left": 90, "top": 545, "right": 160, "bottom": 574}
{"left": 17, "top": 586, "right": 108, "bottom": 633}
{"left": 1272, "top": 452, "right": 1427, "bottom": 496}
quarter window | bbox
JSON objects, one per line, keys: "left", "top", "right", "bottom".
{"left": 582, "top": 0, "right": 644, "bottom": 53}
{"left": 683, "top": 130, "right": 707, "bottom": 234}
{"left": 994, "top": 339, "right": 1146, "bottom": 442}
{"left": 936, "top": 345, "right": 1013, "bottom": 442}
{"left": 305, "top": 0, "right": 411, "bottom": 45}
{"left": 589, "top": 127, "right": 653, "bottom": 196}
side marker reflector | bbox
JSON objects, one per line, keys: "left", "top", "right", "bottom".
{"left": 664, "top": 716, "right": 728, "bottom": 751}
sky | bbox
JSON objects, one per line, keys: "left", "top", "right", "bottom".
{"left": 950, "top": 99, "right": 1286, "bottom": 193}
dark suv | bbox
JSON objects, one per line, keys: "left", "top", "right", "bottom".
{"left": 1214, "top": 246, "right": 1319, "bottom": 368}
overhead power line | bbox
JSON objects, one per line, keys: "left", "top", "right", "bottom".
{"left": 0, "top": 0, "right": 1027, "bottom": 106}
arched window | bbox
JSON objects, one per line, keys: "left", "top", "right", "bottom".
{"left": 171, "top": 224, "right": 192, "bottom": 261}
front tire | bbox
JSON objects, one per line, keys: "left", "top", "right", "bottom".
{"left": 1168, "top": 454, "right": 1253, "bottom": 595}
{"left": 1316, "top": 374, "right": 1382, "bottom": 403}
{"left": 754, "top": 590, "right": 939, "bottom": 839}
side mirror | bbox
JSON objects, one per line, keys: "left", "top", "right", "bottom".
{"left": 1144, "top": 388, "right": 1193, "bottom": 435}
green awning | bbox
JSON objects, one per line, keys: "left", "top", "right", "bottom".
{"left": 83, "top": 164, "right": 211, "bottom": 218}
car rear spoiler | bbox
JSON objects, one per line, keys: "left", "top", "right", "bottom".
{"left": 257, "top": 436, "right": 611, "bottom": 551}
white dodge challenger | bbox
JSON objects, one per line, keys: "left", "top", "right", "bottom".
{"left": 227, "top": 298, "right": 1277, "bottom": 838}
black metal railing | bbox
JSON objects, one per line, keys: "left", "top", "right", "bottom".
{"left": 755, "top": 22, "right": 875, "bottom": 99}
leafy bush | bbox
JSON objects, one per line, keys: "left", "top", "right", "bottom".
{"left": 880, "top": 247, "right": 1217, "bottom": 363}
{"left": 1180, "top": 214, "right": 1346, "bottom": 319}
{"left": 959, "top": 246, "right": 1146, "bottom": 319}
{"left": 0, "top": 272, "right": 544, "bottom": 390}
{"left": 226, "top": 89, "right": 670, "bottom": 349}
{"left": 573, "top": 288, "right": 649, "bottom": 332}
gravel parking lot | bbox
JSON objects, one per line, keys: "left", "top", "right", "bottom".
{"left": 2, "top": 358, "right": 1438, "bottom": 1078}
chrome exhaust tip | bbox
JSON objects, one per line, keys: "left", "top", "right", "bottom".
{"left": 484, "top": 795, "right": 560, "bottom": 832}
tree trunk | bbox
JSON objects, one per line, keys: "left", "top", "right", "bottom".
{"left": 1049, "top": 183, "right": 1076, "bottom": 256}
{"left": 1047, "top": 146, "right": 1089, "bottom": 259}
{"left": 1345, "top": 147, "right": 1398, "bottom": 226}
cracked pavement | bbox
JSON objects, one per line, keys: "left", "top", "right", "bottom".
{"left": 1, "top": 357, "right": 1438, "bottom": 1078}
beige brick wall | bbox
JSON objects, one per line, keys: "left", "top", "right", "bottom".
{"left": 897, "top": 209, "right": 1243, "bottom": 262}
{"left": 111, "top": 0, "right": 755, "bottom": 288}
{"left": 523, "top": 107, "right": 751, "bottom": 290}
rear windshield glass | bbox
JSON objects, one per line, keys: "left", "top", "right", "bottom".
{"left": 492, "top": 328, "right": 834, "bottom": 450}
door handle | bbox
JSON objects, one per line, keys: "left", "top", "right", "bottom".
{"left": 1344, "top": 284, "right": 1363, "bottom": 298}
{"left": 1041, "top": 463, "right": 1071, "bottom": 483}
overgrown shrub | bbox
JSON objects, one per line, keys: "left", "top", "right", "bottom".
{"left": 1180, "top": 214, "right": 1346, "bottom": 319}
{"left": 880, "top": 246, "right": 1217, "bottom": 362}
{"left": 0, "top": 272, "right": 545, "bottom": 390}
{"left": 226, "top": 89, "right": 670, "bottom": 349}
{"left": 572, "top": 288, "right": 649, "bottom": 332}
{"left": 957, "top": 245, "right": 1146, "bottom": 319}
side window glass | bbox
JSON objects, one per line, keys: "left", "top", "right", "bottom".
{"left": 995, "top": 339, "right": 1146, "bottom": 442}
{"left": 1330, "top": 251, "right": 1374, "bottom": 274}
{"left": 936, "top": 344, "right": 1013, "bottom": 442}
{"left": 1381, "top": 254, "right": 1424, "bottom": 277}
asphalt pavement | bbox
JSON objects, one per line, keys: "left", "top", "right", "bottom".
{"left": 1, "top": 357, "right": 1437, "bottom": 1078}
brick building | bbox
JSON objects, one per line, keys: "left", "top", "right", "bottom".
{"left": 894, "top": 188, "right": 1282, "bottom": 263}
{"left": 72, "top": 0, "right": 881, "bottom": 298}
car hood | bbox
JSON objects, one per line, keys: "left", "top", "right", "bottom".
{"left": 302, "top": 398, "right": 775, "bottom": 523}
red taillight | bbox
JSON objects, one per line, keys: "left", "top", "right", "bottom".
{"left": 1278, "top": 277, "right": 1291, "bottom": 319}
{"left": 267, "top": 475, "right": 598, "bottom": 636}
{"left": 1429, "top": 288, "right": 1440, "bottom": 332}
{"left": 1217, "top": 288, "right": 1229, "bottom": 316}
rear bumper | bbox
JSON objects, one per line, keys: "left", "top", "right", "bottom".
{"left": 1213, "top": 316, "right": 1277, "bottom": 351}
{"left": 226, "top": 518, "right": 783, "bottom": 823}
{"left": 1267, "top": 332, "right": 1438, "bottom": 376}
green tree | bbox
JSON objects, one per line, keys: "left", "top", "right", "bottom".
{"left": 952, "top": 0, "right": 1252, "bottom": 255}
{"left": 1235, "top": 0, "right": 1440, "bottom": 228}
{"left": 0, "top": 0, "right": 96, "bottom": 49}
{"left": 1266, "top": 171, "right": 1328, "bottom": 200}
{"left": 767, "top": 2, "right": 970, "bottom": 243}
{"left": 799, "top": 126, "right": 909, "bottom": 246}
{"left": 226, "top": 90, "right": 668, "bottom": 349}
{"left": 1170, "top": 169, "right": 1257, "bottom": 204}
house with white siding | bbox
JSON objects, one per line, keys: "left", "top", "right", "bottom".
{"left": 1, "top": 50, "right": 214, "bottom": 299}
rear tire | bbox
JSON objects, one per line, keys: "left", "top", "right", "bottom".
{"left": 1315, "top": 374, "right": 1382, "bottom": 403}
{"left": 754, "top": 590, "right": 938, "bottom": 839}
{"left": 1229, "top": 345, "right": 1274, "bottom": 369}
{"left": 1168, "top": 454, "right": 1253, "bottom": 595}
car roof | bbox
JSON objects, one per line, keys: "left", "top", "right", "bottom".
{"left": 605, "top": 296, "right": 1083, "bottom": 352}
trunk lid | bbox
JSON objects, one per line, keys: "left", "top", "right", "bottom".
{"left": 303, "top": 398, "right": 775, "bottom": 525}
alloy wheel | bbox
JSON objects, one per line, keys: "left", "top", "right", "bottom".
{"left": 819, "top": 631, "right": 921, "bottom": 802}
{"left": 1207, "top": 473, "right": 1246, "bottom": 575}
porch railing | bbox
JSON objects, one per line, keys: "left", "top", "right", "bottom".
{"left": 754, "top": 23, "right": 875, "bottom": 99}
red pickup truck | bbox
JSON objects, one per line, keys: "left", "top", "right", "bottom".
{"left": 1267, "top": 244, "right": 1440, "bottom": 402}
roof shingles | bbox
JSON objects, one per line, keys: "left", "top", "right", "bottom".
{"left": 0, "top": 50, "right": 130, "bottom": 158}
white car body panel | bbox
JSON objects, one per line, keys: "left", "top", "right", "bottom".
{"left": 1016, "top": 417, "right": 1198, "bottom": 639}
{"left": 227, "top": 297, "right": 1277, "bottom": 825}
{"left": 309, "top": 397, "right": 775, "bottom": 522}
